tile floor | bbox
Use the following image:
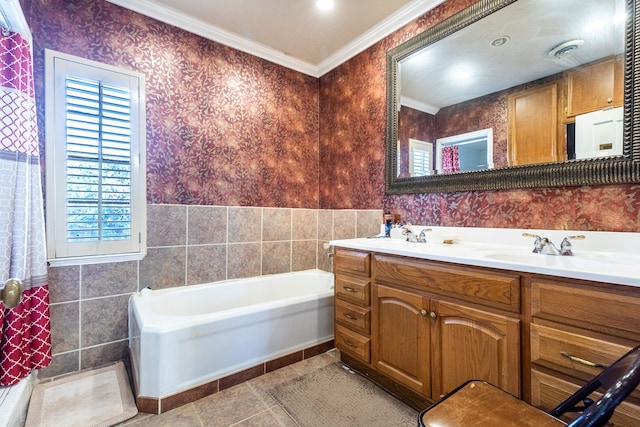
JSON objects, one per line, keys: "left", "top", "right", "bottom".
{"left": 116, "top": 349, "right": 416, "bottom": 427}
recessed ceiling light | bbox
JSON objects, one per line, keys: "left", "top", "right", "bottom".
{"left": 317, "top": 0, "right": 335, "bottom": 11}
{"left": 548, "top": 39, "right": 585, "bottom": 59}
{"left": 490, "top": 36, "right": 510, "bottom": 47}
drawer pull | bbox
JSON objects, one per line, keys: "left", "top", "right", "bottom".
{"left": 560, "top": 351, "right": 608, "bottom": 369}
{"left": 343, "top": 313, "right": 357, "bottom": 321}
{"left": 343, "top": 338, "right": 357, "bottom": 348}
{"left": 343, "top": 286, "right": 359, "bottom": 293}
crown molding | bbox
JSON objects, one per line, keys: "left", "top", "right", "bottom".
{"left": 106, "top": 0, "right": 446, "bottom": 78}
{"left": 316, "top": 0, "right": 446, "bottom": 76}
{"left": 401, "top": 95, "right": 440, "bottom": 115}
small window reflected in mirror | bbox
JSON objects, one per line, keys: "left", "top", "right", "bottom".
{"left": 409, "top": 139, "right": 433, "bottom": 177}
{"left": 435, "top": 128, "right": 494, "bottom": 174}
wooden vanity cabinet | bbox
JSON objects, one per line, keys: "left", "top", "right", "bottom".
{"left": 565, "top": 56, "right": 624, "bottom": 118}
{"left": 333, "top": 248, "right": 372, "bottom": 364}
{"left": 333, "top": 246, "right": 640, "bottom": 423}
{"left": 528, "top": 276, "right": 640, "bottom": 426}
{"left": 371, "top": 254, "right": 521, "bottom": 402}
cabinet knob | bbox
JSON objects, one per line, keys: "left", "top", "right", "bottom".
{"left": 420, "top": 309, "right": 428, "bottom": 316}
{"left": 607, "top": 97, "right": 613, "bottom": 103}
{"left": 430, "top": 311, "right": 437, "bottom": 319}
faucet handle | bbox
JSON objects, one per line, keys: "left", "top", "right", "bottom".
{"left": 560, "top": 235, "right": 586, "bottom": 256}
{"left": 522, "top": 233, "right": 544, "bottom": 253}
{"left": 522, "top": 232, "right": 540, "bottom": 239}
{"left": 564, "top": 235, "right": 586, "bottom": 241}
{"left": 417, "top": 228, "right": 432, "bottom": 243}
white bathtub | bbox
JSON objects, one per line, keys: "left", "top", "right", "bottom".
{"left": 128, "top": 269, "right": 334, "bottom": 400}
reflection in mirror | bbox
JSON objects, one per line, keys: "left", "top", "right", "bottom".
{"left": 397, "top": 0, "right": 624, "bottom": 177}
{"left": 386, "top": 0, "right": 640, "bottom": 194}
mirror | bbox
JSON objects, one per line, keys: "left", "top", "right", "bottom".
{"left": 386, "top": 0, "right": 640, "bottom": 194}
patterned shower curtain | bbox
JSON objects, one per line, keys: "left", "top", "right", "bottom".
{"left": 441, "top": 145, "right": 460, "bottom": 174}
{"left": 0, "top": 28, "right": 52, "bottom": 386}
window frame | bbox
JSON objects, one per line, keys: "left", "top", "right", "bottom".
{"left": 409, "top": 138, "right": 433, "bottom": 177}
{"left": 45, "top": 49, "right": 146, "bottom": 266}
{"left": 435, "top": 128, "right": 494, "bottom": 174}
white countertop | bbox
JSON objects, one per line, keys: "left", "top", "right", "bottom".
{"left": 330, "top": 226, "right": 640, "bottom": 287}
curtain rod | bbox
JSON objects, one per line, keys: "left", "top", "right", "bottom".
{"left": 0, "top": 0, "right": 31, "bottom": 39}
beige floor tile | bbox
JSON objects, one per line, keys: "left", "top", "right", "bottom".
{"left": 230, "top": 407, "right": 297, "bottom": 427}
{"left": 114, "top": 350, "right": 406, "bottom": 427}
{"left": 119, "top": 403, "right": 203, "bottom": 427}
{"left": 193, "top": 382, "right": 271, "bottom": 426}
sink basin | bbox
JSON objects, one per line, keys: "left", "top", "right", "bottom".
{"left": 481, "top": 252, "right": 635, "bottom": 269}
{"left": 354, "top": 237, "right": 462, "bottom": 252}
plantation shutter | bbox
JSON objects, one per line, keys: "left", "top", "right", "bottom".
{"left": 409, "top": 140, "right": 433, "bottom": 177}
{"left": 65, "top": 77, "right": 133, "bottom": 242}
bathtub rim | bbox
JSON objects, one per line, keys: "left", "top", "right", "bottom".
{"left": 130, "top": 269, "right": 334, "bottom": 332}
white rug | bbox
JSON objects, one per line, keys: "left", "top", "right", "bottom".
{"left": 25, "top": 362, "right": 138, "bottom": 427}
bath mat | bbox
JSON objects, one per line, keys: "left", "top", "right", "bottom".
{"left": 24, "top": 361, "right": 138, "bottom": 427}
{"left": 267, "top": 362, "right": 418, "bottom": 427}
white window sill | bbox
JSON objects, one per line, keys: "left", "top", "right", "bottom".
{"left": 47, "top": 252, "right": 146, "bottom": 267}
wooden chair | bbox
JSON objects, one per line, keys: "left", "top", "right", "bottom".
{"left": 418, "top": 345, "right": 640, "bottom": 427}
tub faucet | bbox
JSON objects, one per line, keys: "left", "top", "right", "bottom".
{"left": 523, "top": 233, "right": 586, "bottom": 255}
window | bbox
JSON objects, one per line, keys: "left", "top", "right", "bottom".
{"left": 409, "top": 139, "right": 433, "bottom": 177}
{"left": 435, "top": 128, "right": 494, "bottom": 173}
{"left": 45, "top": 50, "right": 146, "bottom": 265}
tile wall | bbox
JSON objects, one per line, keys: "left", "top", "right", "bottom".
{"left": 42, "top": 205, "right": 381, "bottom": 379}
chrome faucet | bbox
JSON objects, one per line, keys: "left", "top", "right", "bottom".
{"left": 558, "top": 235, "right": 586, "bottom": 256}
{"left": 403, "top": 227, "right": 432, "bottom": 243}
{"left": 417, "top": 228, "right": 431, "bottom": 243}
{"left": 523, "top": 233, "right": 585, "bottom": 256}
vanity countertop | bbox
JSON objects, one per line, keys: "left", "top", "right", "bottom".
{"left": 330, "top": 227, "right": 640, "bottom": 287}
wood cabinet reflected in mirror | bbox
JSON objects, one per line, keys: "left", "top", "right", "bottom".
{"left": 386, "top": 0, "right": 640, "bottom": 194}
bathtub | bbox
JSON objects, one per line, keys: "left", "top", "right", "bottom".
{"left": 128, "top": 269, "right": 334, "bottom": 403}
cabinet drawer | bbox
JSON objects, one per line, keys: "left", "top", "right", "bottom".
{"left": 335, "top": 275, "right": 370, "bottom": 306}
{"left": 335, "top": 298, "right": 370, "bottom": 334}
{"left": 531, "top": 323, "right": 633, "bottom": 379}
{"left": 335, "top": 324, "right": 370, "bottom": 363}
{"left": 531, "top": 369, "right": 640, "bottom": 426}
{"left": 335, "top": 248, "right": 371, "bottom": 277}
{"left": 374, "top": 254, "right": 520, "bottom": 312}
{"left": 531, "top": 279, "right": 640, "bottom": 337}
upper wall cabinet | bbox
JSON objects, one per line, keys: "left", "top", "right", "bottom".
{"left": 565, "top": 56, "right": 624, "bottom": 118}
{"left": 507, "top": 82, "right": 561, "bottom": 166}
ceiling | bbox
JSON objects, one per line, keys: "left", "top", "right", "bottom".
{"left": 400, "top": 0, "right": 625, "bottom": 114}
{"left": 105, "top": 0, "right": 446, "bottom": 77}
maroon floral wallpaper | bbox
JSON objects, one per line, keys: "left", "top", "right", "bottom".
{"left": 320, "top": 0, "right": 640, "bottom": 232}
{"left": 23, "top": 0, "right": 320, "bottom": 208}
{"left": 22, "top": 0, "right": 640, "bottom": 231}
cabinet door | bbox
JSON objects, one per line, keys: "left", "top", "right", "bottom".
{"left": 431, "top": 300, "right": 521, "bottom": 399}
{"left": 566, "top": 57, "right": 623, "bottom": 117}
{"left": 372, "top": 284, "right": 431, "bottom": 396}
{"left": 507, "top": 82, "right": 559, "bottom": 166}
